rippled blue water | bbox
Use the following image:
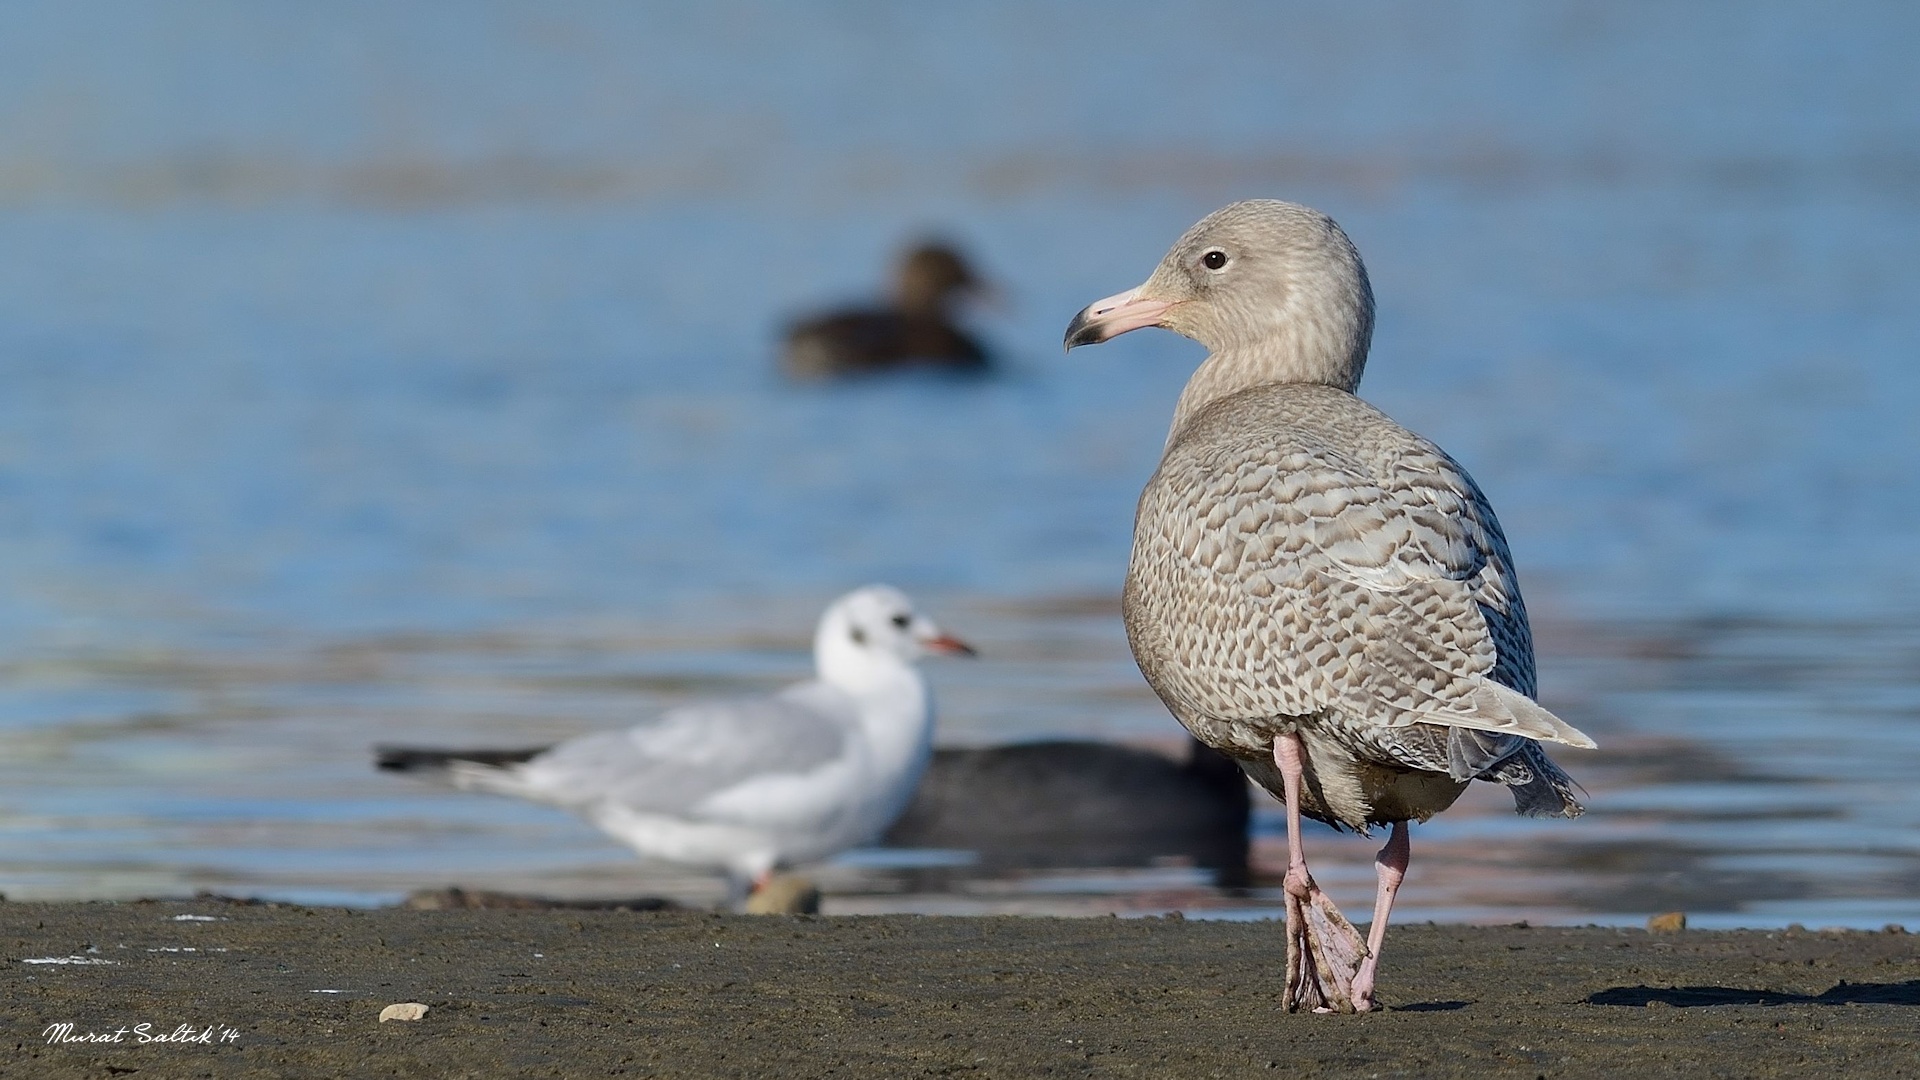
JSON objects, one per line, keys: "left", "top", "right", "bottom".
{"left": 0, "top": 2, "right": 1917, "bottom": 922}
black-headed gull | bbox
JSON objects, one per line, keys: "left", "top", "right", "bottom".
{"left": 379, "top": 585, "right": 972, "bottom": 905}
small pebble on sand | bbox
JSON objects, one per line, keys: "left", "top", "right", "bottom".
{"left": 1647, "top": 912, "right": 1687, "bottom": 934}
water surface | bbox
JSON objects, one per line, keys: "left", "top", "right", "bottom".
{"left": 0, "top": 2, "right": 1916, "bottom": 925}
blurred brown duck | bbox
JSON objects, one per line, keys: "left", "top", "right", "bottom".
{"left": 782, "top": 242, "right": 993, "bottom": 379}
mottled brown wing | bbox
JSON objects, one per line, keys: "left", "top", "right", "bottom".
{"left": 1125, "top": 389, "right": 1536, "bottom": 744}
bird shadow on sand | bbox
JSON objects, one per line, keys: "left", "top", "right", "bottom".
{"left": 1589, "top": 981, "right": 1920, "bottom": 1007}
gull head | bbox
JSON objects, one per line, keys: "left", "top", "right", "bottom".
{"left": 1063, "top": 199, "right": 1375, "bottom": 392}
{"left": 815, "top": 585, "right": 974, "bottom": 686}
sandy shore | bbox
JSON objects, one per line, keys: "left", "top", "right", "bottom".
{"left": 4, "top": 900, "right": 1917, "bottom": 1078}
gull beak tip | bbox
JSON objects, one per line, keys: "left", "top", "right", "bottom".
{"left": 1062, "top": 288, "right": 1172, "bottom": 353}
{"left": 1063, "top": 309, "right": 1095, "bottom": 352}
{"left": 924, "top": 634, "right": 977, "bottom": 658}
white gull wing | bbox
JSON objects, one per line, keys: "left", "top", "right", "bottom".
{"left": 1125, "top": 383, "right": 1593, "bottom": 753}
{"left": 456, "top": 683, "right": 854, "bottom": 821}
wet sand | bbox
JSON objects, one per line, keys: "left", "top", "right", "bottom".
{"left": 4, "top": 901, "right": 1917, "bottom": 1079}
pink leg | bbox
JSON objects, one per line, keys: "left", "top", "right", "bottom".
{"left": 1273, "top": 733, "right": 1368, "bottom": 1013}
{"left": 1350, "top": 820, "right": 1409, "bottom": 1012}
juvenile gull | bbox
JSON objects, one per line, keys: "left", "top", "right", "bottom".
{"left": 378, "top": 586, "right": 973, "bottom": 906}
{"left": 1065, "top": 200, "right": 1593, "bottom": 1013}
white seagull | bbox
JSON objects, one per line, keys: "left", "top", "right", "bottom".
{"left": 1065, "top": 200, "right": 1593, "bottom": 1013}
{"left": 378, "top": 585, "right": 973, "bottom": 905}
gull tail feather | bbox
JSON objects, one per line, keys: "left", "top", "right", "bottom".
{"left": 1505, "top": 743, "right": 1586, "bottom": 818}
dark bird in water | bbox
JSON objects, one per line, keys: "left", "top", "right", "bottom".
{"left": 1066, "top": 199, "right": 1592, "bottom": 1013}
{"left": 782, "top": 242, "right": 993, "bottom": 379}
{"left": 884, "top": 737, "right": 1251, "bottom": 887}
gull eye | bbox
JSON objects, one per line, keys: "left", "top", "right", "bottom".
{"left": 1202, "top": 249, "right": 1228, "bottom": 270}
{"left": 850, "top": 627, "right": 867, "bottom": 645}
{"left": 890, "top": 614, "right": 911, "bottom": 629}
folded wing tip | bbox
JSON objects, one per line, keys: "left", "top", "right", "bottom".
{"left": 1407, "top": 681, "right": 1599, "bottom": 751}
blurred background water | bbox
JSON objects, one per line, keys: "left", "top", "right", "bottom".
{"left": 0, "top": 1, "right": 1917, "bottom": 926}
